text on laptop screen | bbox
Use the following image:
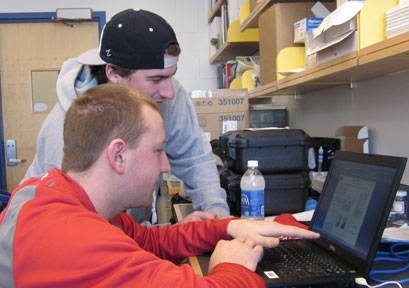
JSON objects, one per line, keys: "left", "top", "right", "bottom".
{"left": 311, "top": 159, "right": 396, "bottom": 259}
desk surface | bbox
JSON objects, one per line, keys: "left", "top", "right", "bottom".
{"left": 173, "top": 203, "right": 194, "bottom": 223}
{"left": 189, "top": 250, "right": 409, "bottom": 287}
{"left": 173, "top": 203, "right": 208, "bottom": 275}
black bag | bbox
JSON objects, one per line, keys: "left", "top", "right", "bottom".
{"left": 219, "top": 129, "right": 310, "bottom": 174}
{"left": 220, "top": 169, "right": 310, "bottom": 217}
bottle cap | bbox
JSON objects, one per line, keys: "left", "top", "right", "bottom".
{"left": 396, "top": 190, "right": 408, "bottom": 197}
{"left": 248, "top": 160, "right": 258, "bottom": 168}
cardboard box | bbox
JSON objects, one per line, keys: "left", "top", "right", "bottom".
{"left": 305, "top": 1, "right": 363, "bottom": 68}
{"left": 306, "top": 30, "right": 358, "bottom": 68}
{"left": 190, "top": 89, "right": 249, "bottom": 140}
{"left": 258, "top": 1, "right": 335, "bottom": 85}
{"left": 336, "top": 125, "right": 369, "bottom": 153}
{"left": 294, "top": 17, "right": 323, "bottom": 44}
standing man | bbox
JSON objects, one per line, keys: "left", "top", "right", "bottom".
{"left": 1, "top": 84, "right": 320, "bottom": 287}
{"left": 23, "top": 9, "right": 229, "bottom": 223}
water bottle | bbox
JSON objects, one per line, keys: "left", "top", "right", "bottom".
{"left": 317, "top": 146, "right": 324, "bottom": 173}
{"left": 241, "top": 160, "right": 265, "bottom": 220}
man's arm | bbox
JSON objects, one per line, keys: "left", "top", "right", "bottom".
{"left": 117, "top": 213, "right": 319, "bottom": 264}
{"left": 114, "top": 214, "right": 320, "bottom": 287}
{"left": 160, "top": 78, "right": 230, "bottom": 218}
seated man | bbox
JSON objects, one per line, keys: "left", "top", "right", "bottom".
{"left": 0, "top": 84, "right": 319, "bottom": 287}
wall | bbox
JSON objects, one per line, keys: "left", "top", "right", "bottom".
{"left": 273, "top": 70, "right": 409, "bottom": 184}
{"left": 0, "top": 0, "right": 218, "bottom": 94}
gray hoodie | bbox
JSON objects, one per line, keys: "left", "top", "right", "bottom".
{"left": 23, "top": 58, "right": 230, "bottom": 222}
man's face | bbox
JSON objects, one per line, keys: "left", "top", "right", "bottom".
{"left": 116, "top": 64, "right": 177, "bottom": 105}
{"left": 124, "top": 105, "right": 170, "bottom": 207}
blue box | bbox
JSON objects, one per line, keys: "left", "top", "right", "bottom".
{"left": 294, "top": 17, "right": 323, "bottom": 43}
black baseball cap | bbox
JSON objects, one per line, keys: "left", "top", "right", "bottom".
{"left": 77, "top": 9, "right": 179, "bottom": 69}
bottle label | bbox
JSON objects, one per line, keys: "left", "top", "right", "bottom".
{"left": 391, "top": 201, "right": 405, "bottom": 214}
{"left": 241, "top": 190, "right": 264, "bottom": 218}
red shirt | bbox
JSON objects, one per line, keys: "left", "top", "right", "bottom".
{"left": 0, "top": 169, "right": 264, "bottom": 287}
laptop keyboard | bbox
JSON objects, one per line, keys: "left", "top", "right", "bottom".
{"left": 263, "top": 240, "right": 347, "bottom": 279}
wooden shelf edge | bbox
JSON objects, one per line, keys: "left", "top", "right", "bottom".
{"left": 359, "top": 31, "right": 409, "bottom": 65}
{"left": 247, "top": 81, "right": 277, "bottom": 97}
{"left": 278, "top": 51, "right": 358, "bottom": 89}
{"left": 209, "top": 42, "right": 230, "bottom": 64}
{"left": 240, "top": 0, "right": 272, "bottom": 32}
{"left": 209, "top": 41, "right": 259, "bottom": 64}
{"left": 208, "top": 0, "right": 226, "bottom": 23}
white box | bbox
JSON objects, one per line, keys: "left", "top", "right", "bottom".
{"left": 294, "top": 17, "right": 323, "bottom": 43}
{"left": 307, "top": 30, "right": 358, "bottom": 68}
{"left": 305, "top": 1, "right": 363, "bottom": 67}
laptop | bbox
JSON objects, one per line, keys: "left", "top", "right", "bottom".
{"left": 256, "top": 151, "right": 407, "bottom": 287}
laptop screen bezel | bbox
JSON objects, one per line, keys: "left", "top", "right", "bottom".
{"left": 308, "top": 151, "right": 406, "bottom": 276}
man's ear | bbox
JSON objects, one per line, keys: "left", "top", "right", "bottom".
{"left": 105, "top": 65, "right": 121, "bottom": 83}
{"left": 107, "top": 139, "right": 126, "bottom": 174}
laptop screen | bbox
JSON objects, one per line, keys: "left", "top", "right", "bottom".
{"left": 309, "top": 151, "right": 406, "bottom": 274}
{"left": 312, "top": 159, "right": 396, "bottom": 259}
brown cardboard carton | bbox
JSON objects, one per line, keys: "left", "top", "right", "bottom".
{"left": 197, "top": 111, "right": 250, "bottom": 140}
{"left": 191, "top": 89, "right": 248, "bottom": 114}
{"left": 191, "top": 89, "right": 250, "bottom": 140}
{"left": 258, "top": 1, "right": 335, "bottom": 85}
{"left": 336, "top": 125, "right": 369, "bottom": 153}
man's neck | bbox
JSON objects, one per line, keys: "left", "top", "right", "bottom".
{"left": 67, "top": 169, "right": 121, "bottom": 221}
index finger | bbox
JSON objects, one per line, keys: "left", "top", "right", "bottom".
{"left": 252, "top": 223, "right": 320, "bottom": 248}
{"left": 264, "top": 222, "right": 320, "bottom": 239}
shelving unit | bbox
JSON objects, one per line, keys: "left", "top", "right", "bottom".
{"left": 208, "top": 0, "right": 226, "bottom": 23}
{"left": 209, "top": 41, "right": 259, "bottom": 63}
{"left": 208, "top": 1, "right": 259, "bottom": 64}
{"left": 239, "top": 0, "right": 272, "bottom": 32}
{"left": 248, "top": 31, "right": 409, "bottom": 98}
{"left": 208, "top": 0, "right": 409, "bottom": 97}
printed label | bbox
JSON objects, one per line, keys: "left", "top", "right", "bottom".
{"left": 391, "top": 201, "right": 405, "bottom": 214}
{"left": 241, "top": 190, "right": 264, "bottom": 218}
{"left": 222, "top": 121, "right": 237, "bottom": 134}
{"left": 264, "top": 271, "right": 279, "bottom": 279}
{"left": 195, "top": 100, "right": 213, "bottom": 107}
{"left": 217, "top": 98, "right": 244, "bottom": 106}
{"left": 218, "top": 114, "right": 245, "bottom": 122}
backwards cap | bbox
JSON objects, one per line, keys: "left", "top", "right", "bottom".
{"left": 77, "top": 9, "right": 179, "bottom": 69}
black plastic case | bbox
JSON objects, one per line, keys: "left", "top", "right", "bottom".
{"left": 220, "top": 169, "right": 310, "bottom": 217}
{"left": 219, "top": 129, "right": 310, "bottom": 174}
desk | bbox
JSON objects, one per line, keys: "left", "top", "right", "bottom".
{"left": 173, "top": 203, "right": 210, "bottom": 275}
{"left": 173, "top": 203, "right": 194, "bottom": 223}
{"left": 189, "top": 253, "right": 211, "bottom": 276}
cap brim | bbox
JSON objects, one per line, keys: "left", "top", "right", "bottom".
{"left": 77, "top": 48, "right": 107, "bottom": 66}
